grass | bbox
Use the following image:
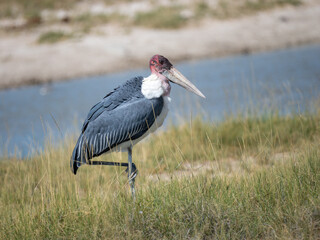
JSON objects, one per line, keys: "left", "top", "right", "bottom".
{"left": 133, "top": 0, "right": 302, "bottom": 29}
{"left": 0, "top": 0, "right": 303, "bottom": 30}
{"left": 0, "top": 0, "right": 129, "bottom": 19}
{"left": 73, "top": 13, "right": 126, "bottom": 33}
{"left": 134, "top": 6, "right": 188, "bottom": 29}
{"left": 0, "top": 110, "right": 319, "bottom": 239}
{"left": 212, "top": 0, "right": 302, "bottom": 19}
{"left": 36, "top": 13, "right": 125, "bottom": 43}
{"left": 37, "top": 31, "right": 73, "bottom": 44}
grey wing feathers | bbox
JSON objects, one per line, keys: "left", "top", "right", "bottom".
{"left": 71, "top": 76, "right": 164, "bottom": 174}
{"left": 81, "top": 76, "right": 143, "bottom": 133}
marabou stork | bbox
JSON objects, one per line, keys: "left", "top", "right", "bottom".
{"left": 70, "top": 55, "right": 205, "bottom": 198}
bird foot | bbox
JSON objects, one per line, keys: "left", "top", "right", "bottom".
{"left": 126, "top": 163, "right": 138, "bottom": 182}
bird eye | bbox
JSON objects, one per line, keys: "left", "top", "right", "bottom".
{"left": 159, "top": 59, "right": 164, "bottom": 65}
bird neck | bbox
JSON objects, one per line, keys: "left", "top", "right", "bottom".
{"left": 141, "top": 74, "right": 171, "bottom": 99}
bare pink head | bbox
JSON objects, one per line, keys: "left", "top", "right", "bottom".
{"left": 149, "top": 55, "right": 173, "bottom": 75}
{"left": 148, "top": 54, "right": 206, "bottom": 98}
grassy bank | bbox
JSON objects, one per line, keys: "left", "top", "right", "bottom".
{"left": 1, "top": 0, "right": 302, "bottom": 37}
{"left": 0, "top": 112, "right": 319, "bottom": 239}
{"left": 0, "top": 0, "right": 302, "bottom": 20}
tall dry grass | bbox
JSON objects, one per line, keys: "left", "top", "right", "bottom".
{"left": 0, "top": 110, "right": 319, "bottom": 239}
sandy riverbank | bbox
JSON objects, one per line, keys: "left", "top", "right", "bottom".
{"left": 0, "top": 1, "right": 320, "bottom": 90}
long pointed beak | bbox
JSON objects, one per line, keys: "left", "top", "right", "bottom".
{"left": 162, "top": 67, "right": 205, "bottom": 98}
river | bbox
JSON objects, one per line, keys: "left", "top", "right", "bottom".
{"left": 0, "top": 44, "right": 319, "bottom": 157}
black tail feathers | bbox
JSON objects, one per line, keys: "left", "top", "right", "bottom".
{"left": 70, "top": 147, "right": 80, "bottom": 175}
{"left": 70, "top": 136, "right": 84, "bottom": 175}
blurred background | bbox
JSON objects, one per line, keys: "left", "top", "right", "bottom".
{"left": 0, "top": 0, "right": 319, "bottom": 157}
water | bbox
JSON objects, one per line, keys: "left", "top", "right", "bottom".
{"left": 0, "top": 44, "right": 320, "bottom": 157}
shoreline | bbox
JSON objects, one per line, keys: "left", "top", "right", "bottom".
{"left": 1, "top": 2, "right": 320, "bottom": 90}
{"left": 2, "top": 43, "right": 319, "bottom": 91}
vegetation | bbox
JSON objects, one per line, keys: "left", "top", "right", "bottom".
{"left": 213, "top": 0, "right": 302, "bottom": 18}
{"left": 73, "top": 13, "right": 126, "bottom": 33}
{"left": 37, "top": 31, "right": 73, "bottom": 44}
{"left": 0, "top": 0, "right": 304, "bottom": 45}
{"left": 0, "top": 0, "right": 125, "bottom": 18}
{"left": 134, "top": 6, "right": 188, "bottom": 29}
{"left": 0, "top": 0, "right": 303, "bottom": 29}
{"left": 0, "top": 110, "right": 319, "bottom": 239}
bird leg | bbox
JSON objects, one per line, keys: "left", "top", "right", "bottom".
{"left": 125, "top": 162, "right": 138, "bottom": 182}
{"left": 90, "top": 150, "right": 138, "bottom": 200}
{"left": 90, "top": 161, "right": 138, "bottom": 181}
{"left": 90, "top": 161, "right": 138, "bottom": 180}
{"left": 127, "top": 147, "right": 136, "bottom": 200}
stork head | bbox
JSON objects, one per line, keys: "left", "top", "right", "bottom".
{"left": 149, "top": 55, "right": 205, "bottom": 98}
